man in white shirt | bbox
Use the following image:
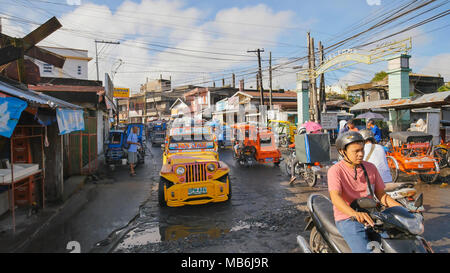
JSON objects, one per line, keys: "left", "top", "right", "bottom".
{"left": 360, "top": 129, "right": 392, "bottom": 184}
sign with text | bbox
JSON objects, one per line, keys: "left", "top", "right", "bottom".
{"left": 113, "top": 87, "right": 130, "bottom": 98}
{"left": 321, "top": 113, "right": 338, "bottom": 130}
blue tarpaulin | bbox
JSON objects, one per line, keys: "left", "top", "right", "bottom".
{"left": 0, "top": 97, "right": 28, "bottom": 138}
{"left": 56, "top": 108, "right": 85, "bottom": 135}
{"left": 35, "top": 108, "right": 57, "bottom": 126}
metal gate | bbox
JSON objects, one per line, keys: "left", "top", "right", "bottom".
{"left": 64, "top": 116, "right": 98, "bottom": 176}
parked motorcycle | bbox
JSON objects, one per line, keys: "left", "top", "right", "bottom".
{"left": 385, "top": 183, "right": 424, "bottom": 212}
{"left": 296, "top": 193, "right": 433, "bottom": 253}
{"left": 285, "top": 144, "right": 321, "bottom": 187}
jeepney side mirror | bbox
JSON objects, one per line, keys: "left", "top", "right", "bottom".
{"left": 161, "top": 144, "right": 165, "bottom": 150}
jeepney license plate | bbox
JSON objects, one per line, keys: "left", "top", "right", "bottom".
{"left": 188, "top": 187, "right": 207, "bottom": 196}
{"left": 266, "top": 158, "right": 273, "bottom": 163}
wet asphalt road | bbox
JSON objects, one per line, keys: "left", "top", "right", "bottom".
{"left": 108, "top": 146, "right": 310, "bottom": 253}
{"left": 108, "top": 145, "right": 450, "bottom": 253}
{"left": 18, "top": 144, "right": 450, "bottom": 253}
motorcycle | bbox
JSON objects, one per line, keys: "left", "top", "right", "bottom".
{"left": 233, "top": 145, "right": 257, "bottom": 167}
{"left": 285, "top": 144, "right": 321, "bottom": 187}
{"left": 385, "top": 183, "right": 424, "bottom": 212}
{"left": 296, "top": 193, "right": 433, "bottom": 253}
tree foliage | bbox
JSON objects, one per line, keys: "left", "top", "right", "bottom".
{"left": 438, "top": 83, "right": 450, "bottom": 92}
{"left": 371, "top": 71, "right": 388, "bottom": 82}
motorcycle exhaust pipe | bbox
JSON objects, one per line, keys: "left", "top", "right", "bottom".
{"left": 296, "top": 235, "right": 312, "bottom": 253}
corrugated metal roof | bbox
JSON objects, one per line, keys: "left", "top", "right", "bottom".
{"left": 350, "top": 99, "right": 391, "bottom": 111}
{"left": 0, "top": 80, "right": 82, "bottom": 109}
{"left": 350, "top": 91, "right": 450, "bottom": 111}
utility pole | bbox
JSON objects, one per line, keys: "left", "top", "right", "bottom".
{"left": 269, "top": 51, "right": 273, "bottom": 109}
{"left": 95, "top": 40, "right": 120, "bottom": 81}
{"left": 247, "top": 48, "right": 265, "bottom": 106}
{"left": 307, "top": 33, "right": 318, "bottom": 122}
{"left": 232, "top": 73, "right": 235, "bottom": 88}
{"left": 319, "top": 41, "right": 326, "bottom": 116}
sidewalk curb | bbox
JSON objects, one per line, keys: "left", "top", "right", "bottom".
{"left": 12, "top": 184, "right": 94, "bottom": 253}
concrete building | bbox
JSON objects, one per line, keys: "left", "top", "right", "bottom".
{"left": 346, "top": 72, "right": 445, "bottom": 102}
{"left": 31, "top": 46, "right": 91, "bottom": 80}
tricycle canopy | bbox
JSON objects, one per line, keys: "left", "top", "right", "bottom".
{"left": 389, "top": 131, "right": 433, "bottom": 143}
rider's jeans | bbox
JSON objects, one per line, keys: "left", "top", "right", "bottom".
{"left": 336, "top": 218, "right": 375, "bottom": 253}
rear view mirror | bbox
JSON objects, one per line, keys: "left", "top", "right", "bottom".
{"left": 414, "top": 193, "right": 423, "bottom": 209}
{"left": 357, "top": 197, "right": 377, "bottom": 209}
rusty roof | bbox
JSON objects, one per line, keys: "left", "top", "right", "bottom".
{"left": 350, "top": 91, "right": 450, "bottom": 111}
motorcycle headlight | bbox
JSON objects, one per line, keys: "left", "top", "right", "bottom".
{"left": 176, "top": 166, "right": 185, "bottom": 175}
{"left": 207, "top": 163, "right": 216, "bottom": 172}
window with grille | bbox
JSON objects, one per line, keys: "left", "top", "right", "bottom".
{"left": 43, "top": 63, "right": 52, "bottom": 73}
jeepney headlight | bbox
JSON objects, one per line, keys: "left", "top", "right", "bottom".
{"left": 207, "top": 163, "right": 216, "bottom": 172}
{"left": 176, "top": 166, "right": 185, "bottom": 175}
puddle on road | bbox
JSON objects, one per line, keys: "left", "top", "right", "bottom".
{"left": 114, "top": 220, "right": 269, "bottom": 251}
{"left": 116, "top": 227, "right": 161, "bottom": 250}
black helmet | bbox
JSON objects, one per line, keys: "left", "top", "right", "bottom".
{"left": 360, "top": 129, "right": 375, "bottom": 142}
{"left": 336, "top": 131, "right": 365, "bottom": 151}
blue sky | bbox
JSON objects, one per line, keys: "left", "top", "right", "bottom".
{"left": 0, "top": 0, "right": 449, "bottom": 92}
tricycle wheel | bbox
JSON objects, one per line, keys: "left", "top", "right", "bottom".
{"left": 433, "top": 147, "right": 448, "bottom": 168}
{"left": 386, "top": 156, "right": 399, "bottom": 182}
{"left": 418, "top": 160, "right": 439, "bottom": 184}
{"left": 303, "top": 166, "right": 317, "bottom": 187}
{"left": 285, "top": 159, "right": 292, "bottom": 176}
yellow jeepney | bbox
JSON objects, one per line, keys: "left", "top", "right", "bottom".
{"left": 158, "top": 126, "right": 231, "bottom": 207}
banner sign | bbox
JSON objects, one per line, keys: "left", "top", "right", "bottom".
{"left": 113, "top": 87, "right": 130, "bottom": 98}
{"left": 0, "top": 97, "right": 28, "bottom": 138}
{"left": 56, "top": 108, "right": 85, "bottom": 135}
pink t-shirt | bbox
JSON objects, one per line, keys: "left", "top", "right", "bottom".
{"left": 327, "top": 161, "right": 385, "bottom": 222}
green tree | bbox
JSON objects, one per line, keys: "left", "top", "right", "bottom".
{"left": 438, "top": 83, "right": 450, "bottom": 92}
{"left": 371, "top": 71, "right": 388, "bottom": 82}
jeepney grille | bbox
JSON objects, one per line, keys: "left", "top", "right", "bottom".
{"left": 185, "top": 163, "right": 207, "bottom": 182}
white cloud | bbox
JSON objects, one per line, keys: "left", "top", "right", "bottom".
{"left": 366, "top": 0, "right": 381, "bottom": 6}
{"left": 31, "top": 0, "right": 298, "bottom": 92}
{"left": 417, "top": 53, "right": 450, "bottom": 81}
{"left": 66, "top": 0, "right": 81, "bottom": 5}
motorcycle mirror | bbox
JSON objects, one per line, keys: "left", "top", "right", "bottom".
{"left": 357, "top": 197, "right": 377, "bottom": 209}
{"left": 414, "top": 193, "right": 423, "bottom": 209}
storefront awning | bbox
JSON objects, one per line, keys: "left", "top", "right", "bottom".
{"left": 0, "top": 79, "right": 82, "bottom": 109}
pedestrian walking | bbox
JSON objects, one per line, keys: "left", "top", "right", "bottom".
{"left": 127, "top": 126, "right": 140, "bottom": 176}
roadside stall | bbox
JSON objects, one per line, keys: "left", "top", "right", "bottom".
{"left": 0, "top": 78, "right": 83, "bottom": 232}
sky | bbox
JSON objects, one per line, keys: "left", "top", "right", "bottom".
{"left": 0, "top": 0, "right": 449, "bottom": 93}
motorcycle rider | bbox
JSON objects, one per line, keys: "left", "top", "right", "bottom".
{"left": 328, "top": 131, "right": 402, "bottom": 253}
